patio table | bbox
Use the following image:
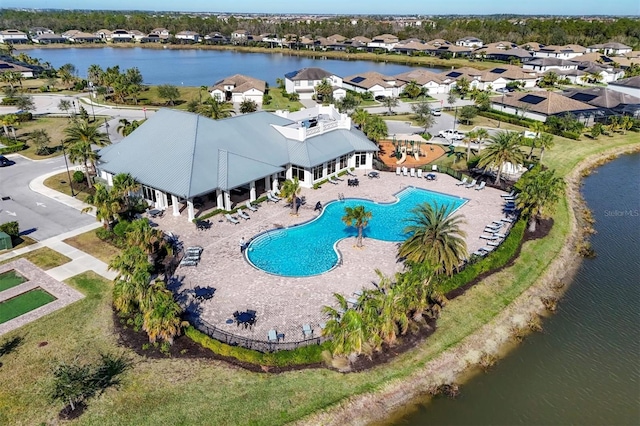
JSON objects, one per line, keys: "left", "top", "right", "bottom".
{"left": 148, "top": 209, "right": 162, "bottom": 218}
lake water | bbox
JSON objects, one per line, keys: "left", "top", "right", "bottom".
{"left": 28, "top": 47, "right": 438, "bottom": 86}
{"left": 391, "top": 153, "right": 640, "bottom": 425}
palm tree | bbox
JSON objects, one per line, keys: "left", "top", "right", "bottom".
{"left": 126, "top": 218, "right": 169, "bottom": 262}
{"left": 515, "top": 167, "right": 565, "bottom": 232}
{"left": 351, "top": 108, "right": 369, "bottom": 129}
{"left": 109, "top": 246, "right": 152, "bottom": 314}
{"left": 527, "top": 122, "right": 547, "bottom": 159}
{"left": 369, "top": 271, "right": 409, "bottom": 346}
{"left": 381, "top": 96, "right": 399, "bottom": 114}
{"left": 315, "top": 78, "right": 334, "bottom": 103}
{"left": 342, "top": 205, "right": 372, "bottom": 248}
{"left": 464, "top": 130, "right": 478, "bottom": 162}
{"left": 399, "top": 203, "right": 468, "bottom": 276}
{"left": 82, "top": 183, "right": 122, "bottom": 228}
{"left": 199, "top": 97, "right": 236, "bottom": 120}
{"left": 478, "top": 131, "right": 525, "bottom": 185}
{"left": 239, "top": 99, "right": 258, "bottom": 114}
{"left": 402, "top": 80, "right": 423, "bottom": 99}
{"left": 112, "top": 172, "right": 140, "bottom": 209}
{"left": 116, "top": 118, "right": 141, "bottom": 137}
{"left": 280, "top": 177, "right": 301, "bottom": 214}
{"left": 141, "top": 282, "right": 185, "bottom": 344}
{"left": 447, "top": 91, "right": 458, "bottom": 111}
{"left": 64, "top": 120, "right": 110, "bottom": 188}
{"left": 199, "top": 85, "right": 209, "bottom": 103}
{"left": 363, "top": 115, "right": 388, "bottom": 144}
{"left": 322, "top": 294, "right": 373, "bottom": 357}
{"left": 397, "top": 262, "right": 434, "bottom": 321}
{"left": 537, "top": 133, "right": 555, "bottom": 162}
{"left": 87, "top": 64, "right": 104, "bottom": 86}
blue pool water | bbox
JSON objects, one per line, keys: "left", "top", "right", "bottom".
{"left": 246, "top": 187, "right": 467, "bottom": 277}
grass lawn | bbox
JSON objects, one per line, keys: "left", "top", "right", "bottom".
{"left": 0, "top": 270, "right": 27, "bottom": 292}
{"left": 0, "top": 235, "right": 37, "bottom": 253}
{"left": 0, "top": 132, "right": 637, "bottom": 424}
{"left": 64, "top": 229, "right": 121, "bottom": 264}
{"left": 42, "top": 171, "right": 94, "bottom": 203}
{"left": 12, "top": 117, "right": 72, "bottom": 160}
{"left": 0, "top": 288, "right": 56, "bottom": 324}
{"left": 0, "top": 247, "right": 72, "bottom": 270}
{"left": 262, "top": 90, "right": 304, "bottom": 111}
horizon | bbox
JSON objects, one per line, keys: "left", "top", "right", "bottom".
{"left": 2, "top": 0, "right": 639, "bottom": 17}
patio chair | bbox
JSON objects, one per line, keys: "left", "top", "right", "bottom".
{"left": 501, "top": 190, "right": 515, "bottom": 198}
{"left": 410, "top": 168, "right": 416, "bottom": 177}
{"left": 267, "top": 193, "right": 280, "bottom": 203}
{"left": 328, "top": 175, "right": 339, "bottom": 185}
{"left": 268, "top": 329, "right": 278, "bottom": 342}
{"left": 472, "top": 250, "right": 487, "bottom": 257}
{"left": 396, "top": 167, "right": 401, "bottom": 176}
{"left": 456, "top": 177, "right": 468, "bottom": 186}
{"left": 347, "top": 169, "right": 357, "bottom": 177}
{"left": 238, "top": 210, "right": 250, "bottom": 220}
{"left": 465, "top": 179, "right": 477, "bottom": 188}
{"left": 245, "top": 201, "right": 258, "bottom": 212}
{"left": 475, "top": 181, "right": 486, "bottom": 191}
{"left": 487, "top": 240, "right": 500, "bottom": 247}
{"left": 302, "top": 324, "right": 313, "bottom": 338}
{"left": 501, "top": 217, "right": 514, "bottom": 223}
{"left": 402, "top": 167, "right": 408, "bottom": 176}
{"left": 417, "top": 169, "right": 423, "bottom": 178}
{"left": 225, "top": 214, "right": 239, "bottom": 225}
{"left": 319, "top": 322, "right": 326, "bottom": 331}
{"left": 347, "top": 297, "right": 358, "bottom": 307}
{"left": 479, "top": 234, "right": 498, "bottom": 240}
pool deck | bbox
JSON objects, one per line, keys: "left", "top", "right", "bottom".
{"left": 154, "top": 171, "right": 510, "bottom": 343}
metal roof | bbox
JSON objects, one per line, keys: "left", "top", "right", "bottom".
{"left": 98, "top": 109, "right": 377, "bottom": 198}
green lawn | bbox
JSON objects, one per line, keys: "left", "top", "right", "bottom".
{"left": 64, "top": 229, "right": 121, "bottom": 264}
{"left": 0, "top": 288, "right": 56, "bottom": 324}
{"left": 0, "top": 270, "right": 27, "bottom": 292}
{"left": 0, "top": 132, "right": 637, "bottom": 424}
{"left": 0, "top": 247, "right": 72, "bottom": 270}
{"left": 42, "top": 171, "right": 94, "bottom": 203}
{"left": 262, "top": 90, "right": 304, "bottom": 111}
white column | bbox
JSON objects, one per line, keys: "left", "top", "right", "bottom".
{"left": 272, "top": 175, "right": 279, "bottom": 191}
{"left": 187, "top": 200, "right": 195, "bottom": 221}
{"left": 249, "top": 181, "right": 256, "bottom": 201}
{"left": 265, "top": 176, "right": 271, "bottom": 192}
{"left": 171, "top": 195, "right": 180, "bottom": 216}
{"left": 224, "top": 192, "right": 232, "bottom": 211}
{"left": 216, "top": 189, "right": 224, "bottom": 209}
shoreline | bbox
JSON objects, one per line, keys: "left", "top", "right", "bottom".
{"left": 295, "top": 143, "right": 640, "bottom": 426}
{"left": 14, "top": 43, "right": 496, "bottom": 70}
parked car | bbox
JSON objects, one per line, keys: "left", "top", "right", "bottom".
{"left": 437, "top": 129, "right": 465, "bottom": 140}
{"left": 0, "top": 155, "right": 14, "bottom": 167}
{"left": 431, "top": 108, "right": 442, "bottom": 116}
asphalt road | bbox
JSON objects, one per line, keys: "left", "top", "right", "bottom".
{"left": 0, "top": 153, "right": 96, "bottom": 241}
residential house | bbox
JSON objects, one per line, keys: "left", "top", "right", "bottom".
{"left": 95, "top": 29, "right": 112, "bottom": 41}
{"left": 367, "top": 34, "right": 399, "bottom": 51}
{"left": 209, "top": 74, "right": 266, "bottom": 105}
{"left": 477, "top": 47, "right": 534, "bottom": 63}
{"left": 490, "top": 91, "right": 597, "bottom": 124}
{"left": 523, "top": 57, "right": 578, "bottom": 73}
{"left": 29, "top": 27, "right": 54, "bottom": 36}
{"left": 32, "top": 32, "right": 66, "bottom": 44}
{"left": 456, "top": 36, "right": 483, "bottom": 48}
{"left": 62, "top": 30, "right": 101, "bottom": 43}
{"left": 110, "top": 29, "right": 134, "bottom": 43}
{"left": 441, "top": 65, "right": 537, "bottom": 91}
{"left": 393, "top": 40, "right": 429, "bottom": 55}
{"left": 607, "top": 76, "right": 640, "bottom": 98}
{"left": 261, "top": 34, "right": 285, "bottom": 47}
{"left": 204, "top": 32, "right": 229, "bottom": 44}
{"left": 0, "top": 60, "right": 35, "bottom": 78}
{"left": 394, "top": 69, "right": 452, "bottom": 95}
{"left": 175, "top": 31, "right": 200, "bottom": 43}
{"left": 586, "top": 42, "right": 632, "bottom": 56}
{"left": 0, "top": 29, "right": 29, "bottom": 44}
{"left": 572, "top": 61, "right": 624, "bottom": 83}
{"left": 562, "top": 87, "right": 640, "bottom": 118}
{"left": 519, "top": 42, "right": 545, "bottom": 52}
{"left": 96, "top": 106, "right": 378, "bottom": 220}
{"left": 327, "top": 34, "right": 346, "bottom": 43}
{"left": 482, "top": 41, "right": 518, "bottom": 50}
{"left": 533, "top": 44, "right": 587, "bottom": 59}
{"left": 128, "top": 30, "right": 145, "bottom": 42}
{"left": 342, "top": 71, "right": 402, "bottom": 98}
{"left": 231, "top": 29, "right": 250, "bottom": 44}
{"left": 428, "top": 44, "right": 472, "bottom": 58}
{"left": 284, "top": 67, "right": 344, "bottom": 100}
{"left": 150, "top": 28, "right": 171, "bottom": 39}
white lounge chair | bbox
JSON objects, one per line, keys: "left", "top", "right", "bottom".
{"left": 245, "top": 201, "right": 258, "bottom": 212}
{"left": 302, "top": 324, "right": 313, "bottom": 338}
{"left": 487, "top": 240, "right": 500, "bottom": 247}
{"left": 475, "top": 181, "right": 486, "bottom": 191}
{"left": 416, "top": 169, "right": 423, "bottom": 178}
{"left": 328, "top": 175, "right": 339, "bottom": 185}
{"left": 465, "top": 179, "right": 477, "bottom": 188}
{"left": 396, "top": 167, "right": 401, "bottom": 176}
{"left": 225, "top": 214, "right": 239, "bottom": 225}
{"left": 479, "top": 234, "right": 498, "bottom": 240}
{"left": 267, "top": 193, "right": 280, "bottom": 203}
{"left": 238, "top": 210, "right": 250, "bottom": 220}
{"left": 501, "top": 190, "right": 515, "bottom": 198}
{"left": 402, "top": 167, "right": 408, "bottom": 176}
{"left": 456, "top": 177, "right": 468, "bottom": 186}
{"left": 347, "top": 169, "right": 357, "bottom": 177}
{"left": 268, "top": 329, "right": 278, "bottom": 342}
{"left": 410, "top": 168, "right": 416, "bottom": 177}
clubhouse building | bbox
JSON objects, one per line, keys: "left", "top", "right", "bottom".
{"left": 97, "top": 105, "right": 378, "bottom": 221}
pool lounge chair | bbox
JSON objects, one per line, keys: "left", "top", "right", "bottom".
{"left": 267, "top": 193, "right": 280, "bottom": 203}
{"left": 328, "top": 175, "right": 339, "bottom": 185}
{"left": 396, "top": 167, "right": 401, "bottom": 176}
{"left": 347, "top": 169, "right": 357, "bottom": 177}
{"left": 268, "top": 329, "right": 278, "bottom": 342}
{"left": 246, "top": 201, "right": 258, "bottom": 212}
{"left": 465, "top": 179, "right": 477, "bottom": 188}
{"left": 225, "top": 214, "right": 239, "bottom": 225}
{"left": 417, "top": 169, "right": 423, "bottom": 178}
{"left": 302, "top": 324, "right": 313, "bottom": 338}
{"left": 501, "top": 190, "right": 515, "bottom": 198}
{"left": 410, "top": 168, "right": 416, "bottom": 177}
{"left": 479, "top": 234, "right": 498, "bottom": 240}
{"left": 487, "top": 240, "right": 500, "bottom": 247}
{"left": 475, "top": 181, "right": 486, "bottom": 191}
{"left": 456, "top": 177, "right": 468, "bottom": 186}
{"left": 402, "top": 167, "right": 408, "bottom": 176}
{"left": 501, "top": 217, "right": 514, "bottom": 223}
{"left": 237, "top": 210, "right": 250, "bottom": 220}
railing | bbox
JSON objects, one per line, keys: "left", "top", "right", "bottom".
{"left": 187, "top": 314, "right": 326, "bottom": 353}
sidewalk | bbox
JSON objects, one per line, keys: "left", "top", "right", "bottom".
{"left": 29, "top": 170, "right": 96, "bottom": 215}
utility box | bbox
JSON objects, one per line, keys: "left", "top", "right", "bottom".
{"left": 0, "top": 231, "right": 12, "bottom": 250}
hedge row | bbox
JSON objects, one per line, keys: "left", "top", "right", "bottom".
{"left": 478, "top": 109, "right": 536, "bottom": 127}
{"left": 0, "top": 142, "right": 26, "bottom": 155}
{"left": 185, "top": 326, "right": 329, "bottom": 366}
{"left": 437, "top": 218, "right": 527, "bottom": 294}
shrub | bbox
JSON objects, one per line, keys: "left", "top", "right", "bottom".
{"left": 0, "top": 142, "right": 26, "bottom": 155}
{"left": 561, "top": 131, "right": 581, "bottom": 140}
{"left": 95, "top": 227, "right": 112, "bottom": 241}
{"left": 15, "top": 112, "right": 32, "bottom": 122}
{"left": 262, "top": 94, "right": 272, "bottom": 104}
{"left": 477, "top": 109, "right": 536, "bottom": 127}
{"left": 112, "top": 220, "right": 132, "bottom": 238}
{"left": 72, "top": 170, "right": 85, "bottom": 183}
{"left": 1, "top": 97, "right": 17, "bottom": 106}
{"left": 0, "top": 221, "right": 19, "bottom": 238}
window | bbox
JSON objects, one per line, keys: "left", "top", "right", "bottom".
{"left": 354, "top": 152, "right": 367, "bottom": 168}
{"left": 291, "top": 165, "right": 305, "bottom": 182}
{"left": 142, "top": 185, "right": 157, "bottom": 202}
{"left": 327, "top": 159, "right": 337, "bottom": 175}
{"left": 339, "top": 155, "right": 349, "bottom": 170}
{"left": 312, "top": 165, "right": 324, "bottom": 181}
{"left": 294, "top": 81, "right": 301, "bottom": 86}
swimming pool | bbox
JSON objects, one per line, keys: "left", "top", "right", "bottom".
{"left": 245, "top": 187, "right": 467, "bottom": 277}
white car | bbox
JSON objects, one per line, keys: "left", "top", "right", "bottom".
{"left": 438, "top": 129, "right": 465, "bottom": 140}
{"left": 431, "top": 108, "right": 442, "bottom": 116}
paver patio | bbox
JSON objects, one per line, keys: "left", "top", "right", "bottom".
{"left": 153, "top": 171, "right": 510, "bottom": 344}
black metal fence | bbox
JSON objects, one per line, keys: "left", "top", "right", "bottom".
{"left": 187, "top": 314, "right": 325, "bottom": 353}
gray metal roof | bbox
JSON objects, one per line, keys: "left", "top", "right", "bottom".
{"left": 98, "top": 109, "right": 377, "bottom": 198}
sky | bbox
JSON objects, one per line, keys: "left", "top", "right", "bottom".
{"left": 3, "top": 0, "right": 640, "bottom": 16}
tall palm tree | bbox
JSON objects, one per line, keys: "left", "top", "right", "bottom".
{"left": 515, "top": 167, "right": 565, "bottom": 232}
{"left": 369, "top": 271, "right": 409, "bottom": 346}
{"left": 322, "top": 294, "right": 373, "bottom": 357}
{"left": 478, "top": 131, "right": 525, "bottom": 185}
{"left": 464, "top": 130, "right": 478, "bottom": 162}
{"left": 126, "top": 218, "right": 169, "bottom": 262}
{"left": 351, "top": 108, "right": 369, "bottom": 129}
{"left": 399, "top": 203, "right": 468, "bottom": 276}
{"left": 116, "top": 118, "right": 141, "bottom": 137}
{"left": 537, "top": 133, "right": 555, "bottom": 162}
{"left": 315, "top": 78, "right": 334, "bottom": 103}
{"left": 112, "top": 172, "right": 140, "bottom": 209}
{"left": 199, "top": 97, "right": 236, "bottom": 120}
{"left": 280, "top": 177, "right": 301, "bottom": 214}
{"left": 141, "top": 281, "right": 185, "bottom": 344}
{"left": 363, "top": 115, "right": 388, "bottom": 144}
{"left": 342, "top": 205, "right": 372, "bottom": 248}
{"left": 475, "top": 127, "right": 489, "bottom": 144}
{"left": 527, "top": 122, "right": 547, "bottom": 159}
{"left": 82, "top": 183, "right": 122, "bottom": 228}
{"left": 109, "top": 246, "right": 152, "bottom": 313}
{"left": 87, "top": 64, "right": 104, "bottom": 86}
{"left": 64, "top": 120, "right": 110, "bottom": 188}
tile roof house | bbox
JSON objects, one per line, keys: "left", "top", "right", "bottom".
{"left": 476, "top": 47, "right": 535, "bottom": 63}
{"left": 393, "top": 40, "right": 429, "bottom": 55}
{"left": 110, "top": 29, "right": 134, "bottom": 43}
{"left": 96, "top": 106, "right": 377, "bottom": 220}
{"left": 0, "top": 60, "right": 35, "bottom": 78}
{"left": 394, "top": 69, "right": 453, "bottom": 95}
{"left": 175, "top": 31, "right": 200, "bottom": 43}
{"left": 586, "top": 42, "right": 632, "bottom": 56}
{"left": 62, "top": 30, "right": 101, "bottom": 43}
{"left": 533, "top": 44, "right": 587, "bottom": 59}
{"left": 607, "top": 76, "right": 640, "bottom": 98}
{"left": 442, "top": 65, "right": 538, "bottom": 91}
{"left": 284, "top": 67, "right": 344, "bottom": 100}
{"left": 342, "top": 71, "right": 402, "bottom": 98}
{"left": 490, "top": 91, "right": 597, "bottom": 123}
{"left": 209, "top": 74, "right": 266, "bottom": 105}
{"left": 456, "top": 36, "right": 483, "bottom": 48}
{"left": 367, "top": 34, "right": 399, "bottom": 51}
{"left": 562, "top": 87, "right": 640, "bottom": 117}
{"left": 523, "top": 57, "right": 578, "bottom": 72}
{"left": 0, "top": 29, "right": 29, "bottom": 44}
{"left": 32, "top": 32, "right": 66, "bottom": 44}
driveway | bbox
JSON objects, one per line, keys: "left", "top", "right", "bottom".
{"left": 0, "top": 156, "right": 95, "bottom": 241}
